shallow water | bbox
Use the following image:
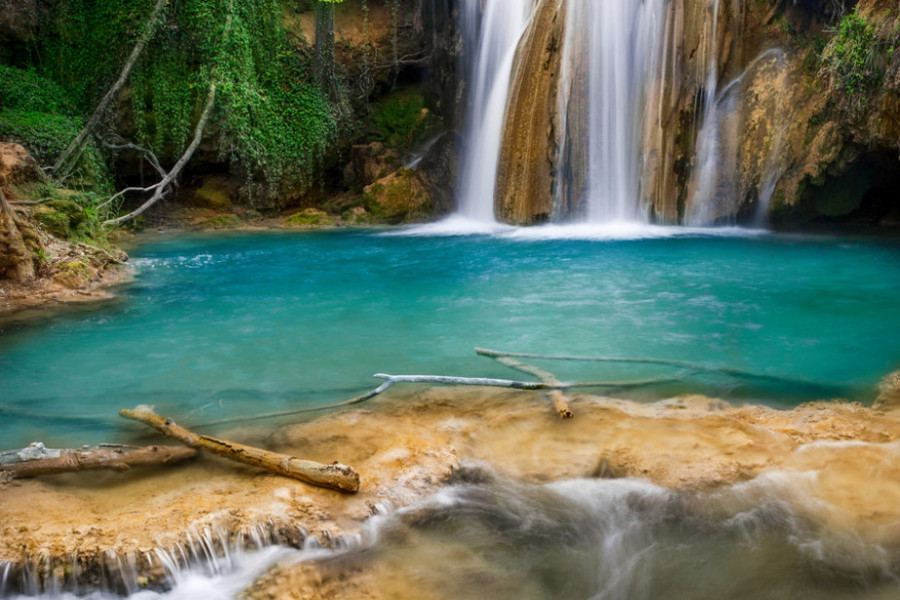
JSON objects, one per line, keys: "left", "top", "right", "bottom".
{"left": 1, "top": 225, "right": 899, "bottom": 449}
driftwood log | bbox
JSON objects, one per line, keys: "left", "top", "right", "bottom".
{"left": 120, "top": 406, "right": 360, "bottom": 493}
{"left": 475, "top": 350, "right": 574, "bottom": 418}
{"left": 0, "top": 442, "right": 197, "bottom": 479}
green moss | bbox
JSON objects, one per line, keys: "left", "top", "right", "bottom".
{"left": 0, "top": 67, "right": 112, "bottom": 193}
{"left": 285, "top": 208, "right": 333, "bottom": 227}
{"left": 198, "top": 214, "right": 241, "bottom": 229}
{"left": 193, "top": 182, "right": 233, "bottom": 210}
{"left": 370, "top": 90, "right": 437, "bottom": 150}
{"left": 25, "top": 0, "right": 336, "bottom": 199}
{"left": 362, "top": 168, "right": 430, "bottom": 223}
{"left": 0, "top": 66, "right": 76, "bottom": 115}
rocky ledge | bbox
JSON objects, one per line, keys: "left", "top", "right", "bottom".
{"left": 1, "top": 378, "right": 899, "bottom": 594}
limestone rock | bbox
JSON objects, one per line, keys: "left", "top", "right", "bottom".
{"left": 414, "top": 131, "right": 460, "bottom": 216}
{"left": 362, "top": 168, "right": 431, "bottom": 223}
{"left": 0, "top": 142, "right": 46, "bottom": 189}
{"left": 493, "top": 0, "right": 565, "bottom": 225}
{"left": 344, "top": 143, "right": 401, "bottom": 189}
{"left": 874, "top": 371, "right": 900, "bottom": 412}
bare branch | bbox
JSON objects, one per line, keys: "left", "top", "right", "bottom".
{"left": 52, "top": 0, "right": 169, "bottom": 181}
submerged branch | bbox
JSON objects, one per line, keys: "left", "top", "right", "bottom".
{"left": 475, "top": 347, "right": 826, "bottom": 389}
{"left": 484, "top": 354, "right": 573, "bottom": 418}
{"left": 193, "top": 381, "right": 395, "bottom": 429}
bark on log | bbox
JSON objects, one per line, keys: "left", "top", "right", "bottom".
{"left": 0, "top": 444, "right": 197, "bottom": 479}
{"left": 120, "top": 406, "right": 360, "bottom": 493}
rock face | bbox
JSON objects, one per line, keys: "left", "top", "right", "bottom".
{"left": 0, "top": 142, "right": 46, "bottom": 189}
{"left": 0, "top": 143, "right": 43, "bottom": 282}
{"left": 486, "top": 0, "right": 900, "bottom": 226}
{"left": 363, "top": 168, "right": 431, "bottom": 223}
{"left": 414, "top": 131, "right": 459, "bottom": 216}
{"left": 493, "top": 0, "right": 565, "bottom": 225}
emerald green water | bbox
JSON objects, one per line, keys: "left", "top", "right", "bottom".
{"left": 1, "top": 227, "right": 898, "bottom": 450}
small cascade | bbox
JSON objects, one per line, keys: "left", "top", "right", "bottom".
{"left": 687, "top": 46, "right": 788, "bottom": 225}
{"left": 685, "top": 0, "right": 725, "bottom": 226}
{"left": 455, "top": 0, "right": 533, "bottom": 222}
{"left": 557, "top": 0, "right": 665, "bottom": 222}
{"left": 0, "top": 521, "right": 307, "bottom": 597}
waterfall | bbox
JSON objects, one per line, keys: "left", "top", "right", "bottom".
{"left": 557, "top": 0, "right": 665, "bottom": 223}
{"left": 455, "top": 0, "right": 533, "bottom": 222}
{"left": 453, "top": 0, "right": 785, "bottom": 227}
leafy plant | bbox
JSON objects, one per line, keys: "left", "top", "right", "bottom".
{"left": 821, "top": 9, "right": 885, "bottom": 108}
{"left": 370, "top": 90, "right": 436, "bottom": 150}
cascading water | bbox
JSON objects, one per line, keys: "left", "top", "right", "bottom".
{"left": 455, "top": 0, "right": 532, "bottom": 222}
{"left": 455, "top": 0, "right": 667, "bottom": 224}
{"left": 685, "top": 0, "right": 724, "bottom": 226}
{"left": 556, "top": 0, "right": 665, "bottom": 222}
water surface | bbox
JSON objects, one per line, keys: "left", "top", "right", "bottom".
{"left": 1, "top": 227, "right": 898, "bottom": 449}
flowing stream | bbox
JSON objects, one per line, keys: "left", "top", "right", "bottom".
{"left": 5, "top": 468, "right": 900, "bottom": 599}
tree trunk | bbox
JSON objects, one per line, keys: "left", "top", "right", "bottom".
{"left": 0, "top": 444, "right": 197, "bottom": 479}
{"left": 52, "top": 0, "right": 168, "bottom": 181}
{"left": 120, "top": 406, "right": 360, "bottom": 493}
{"left": 0, "top": 184, "right": 35, "bottom": 282}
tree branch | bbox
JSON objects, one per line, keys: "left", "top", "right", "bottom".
{"left": 52, "top": 0, "right": 169, "bottom": 181}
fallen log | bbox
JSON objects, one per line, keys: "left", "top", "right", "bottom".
{"left": 0, "top": 442, "right": 197, "bottom": 479}
{"left": 120, "top": 406, "right": 360, "bottom": 493}
{"left": 484, "top": 353, "right": 574, "bottom": 418}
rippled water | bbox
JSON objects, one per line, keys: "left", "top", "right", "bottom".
{"left": 1, "top": 225, "right": 899, "bottom": 449}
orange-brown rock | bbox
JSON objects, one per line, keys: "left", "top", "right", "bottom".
{"left": 493, "top": 0, "right": 566, "bottom": 225}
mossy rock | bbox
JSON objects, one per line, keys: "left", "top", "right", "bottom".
{"left": 193, "top": 179, "right": 235, "bottom": 210}
{"left": 285, "top": 208, "right": 335, "bottom": 228}
{"left": 33, "top": 199, "right": 89, "bottom": 239}
{"left": 52, "top": 257, "right": 93, "bottom": 289}
{"left": 198, "top": 214, "right": 241, "bottom": 229}
{"left": 362, "top": 168, "right": 432, "bottom": 223}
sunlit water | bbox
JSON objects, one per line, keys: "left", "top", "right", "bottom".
{"left": 1, "top": 226, "right": 898, "bottom": 450}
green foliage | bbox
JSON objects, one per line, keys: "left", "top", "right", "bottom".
{"left": 822, "top": 9, "right": 885, "bottom": 108}
{"left": 198, "top": 214, "right": 241, "bottom": 229}
{"left": 0, "top": 65, "right": 113, "bottom": 194}
{"left": 32, "top": 194, "right": 107, "bottom": 241}
{"left": 370, "top": 90, "right": 436, "bottom": 150}
{"left": 0, "top": 65, "right": 76, "bottom": 115}
{"left": 29, "top": 0, "right": 337, "bottom": 199}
